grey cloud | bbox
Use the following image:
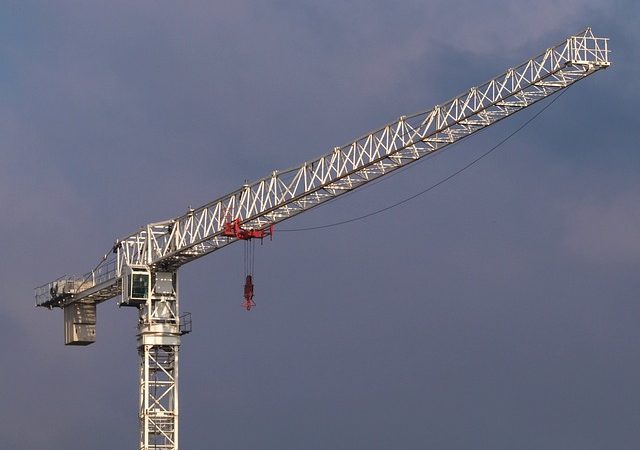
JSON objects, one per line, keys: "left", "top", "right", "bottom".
{"left": 2, "top": 2, "right": 638, "bottom": 450}
{"left": 564, "top": 189, "right": 640, "bottom": 263}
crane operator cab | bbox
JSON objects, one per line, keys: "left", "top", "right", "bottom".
{"left": 121, "top": 265, "right": 151, "bottom": 306}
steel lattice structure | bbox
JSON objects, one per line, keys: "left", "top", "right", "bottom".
{"left": 34, "top": 28, "right": 610, "bottom": 450}
{"left": 137, "top": 272, "right": 181, "bottom": 449}
{"left": 36, "top": 28, "right": 609, "bottom": 309}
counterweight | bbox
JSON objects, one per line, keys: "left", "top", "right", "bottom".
{"left": 34, "top": 28, "right": 610, "bottom": 450}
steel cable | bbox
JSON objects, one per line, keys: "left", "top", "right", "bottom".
{"left": 279, "top": 87, "right": 570, "bottom": 233}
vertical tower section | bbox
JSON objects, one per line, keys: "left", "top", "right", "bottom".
{"left": 134, "top": 269, "right": 181, "bottom": 450}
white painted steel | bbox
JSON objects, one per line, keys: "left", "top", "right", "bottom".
{"left": 33, "top": 27, "right": 611, "bottom": 450}
{"left": 35, "top": 28, "right": 609, "bottom": 309}
{"left": 138, "top": 271, "right": 180, "bottom": 450}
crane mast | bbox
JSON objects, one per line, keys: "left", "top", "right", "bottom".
{"left": 35, "top": 28, "right": 609, "bottom": 450}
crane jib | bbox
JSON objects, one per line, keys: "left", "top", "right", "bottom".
{"left": 35, "top": 27, "right": 610, "bottom": 310}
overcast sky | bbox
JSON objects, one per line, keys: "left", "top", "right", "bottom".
{"left": 2, "top": 1, "right": 639, "bottom": 449}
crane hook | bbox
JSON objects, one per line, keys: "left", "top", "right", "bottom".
{"left": 243, "top": 275, "right": 255, "bottom": 311}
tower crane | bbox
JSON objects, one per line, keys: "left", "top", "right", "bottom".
{"left": 35, "top": 28, "right": 610, "bottom": 450}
